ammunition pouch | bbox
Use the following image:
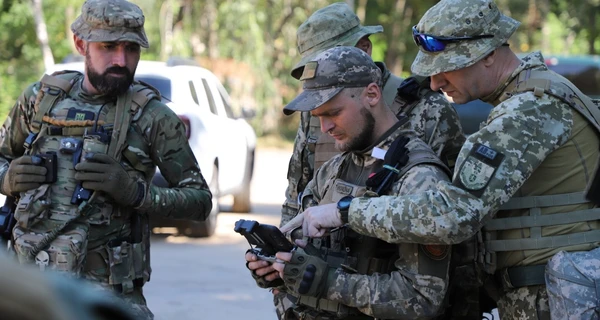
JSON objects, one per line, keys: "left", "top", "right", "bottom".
{"left": 13, "top": 220, "right": 89, "bottom": 275}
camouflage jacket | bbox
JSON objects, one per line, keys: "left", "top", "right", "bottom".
{"left": 300, "top": 122, "right": 452, "bottom": 319}
{"left": 0, "top": 77, "right": 212, "bottom": 242}
{"left": 346, "top": 52, "right": 597, "bottom": 247}
{"left": 281, "top": 63, "right": 464, "bottom": 226}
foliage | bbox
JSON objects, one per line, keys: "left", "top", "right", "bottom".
{"left": 1, "top": 0, "right": 599, "bottom": 139}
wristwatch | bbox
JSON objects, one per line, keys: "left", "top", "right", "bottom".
{"left": 337, "top": 195, "right": 354, "bottom": 224}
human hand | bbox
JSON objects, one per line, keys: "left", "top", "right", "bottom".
{"left": 245, "top": 250, "right": 282, "bottom": 288}
{"left": 1, "top": 155, "right": 47, "bottom": 195}
{"left": 301, "top": 203, "right": 343, "bottom": 238}
{"left": 74, "top": 153, "right": 142, "bottom": 207}
{"left": 273, "top": 247, "right": 331, "bottom": 297}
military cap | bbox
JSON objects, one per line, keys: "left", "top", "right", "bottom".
{"left": 284, "top": 46, "right": 382, "bottom": 115}
{"left": 290, "top": 2, "right": 383, "bottom": 79}
{"left": 411, "top": 0, "right": 520, "bottom": 76}
{"left": 71, "top": 0, "right": 149, "bottom": 48}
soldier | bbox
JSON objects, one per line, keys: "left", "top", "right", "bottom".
{"left": 249, "top": 46, "right": 453, "bottom": 319}
{"left": 296, "top": 0, "right": 600, "bottom": 319}
{"left": 281, "top": 2, "right": 464, "bottom": 228}
{"left": 0, "top": 0, "right": 212, "bottom": 318}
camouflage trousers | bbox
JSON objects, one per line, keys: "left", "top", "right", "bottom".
{"left": 496, "top": 285, "right": 550, "bottom": 320}
{"left": 274, "top": 290, "right": 296, "bottom": 320}
{"left": 87, "top": 282, "right": 154, "bottom": 319}
{"left": 546, "top": 248, "right": 600, "bottom": 320}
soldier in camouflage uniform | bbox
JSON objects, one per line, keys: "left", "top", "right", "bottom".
{"left": 0, "top": 0, "right": 212, "bottom": 319}
{"left": 281, "top": 2, "right": 465, "bottom": 228}
{"left": 249, "top": 46, "right": 453, "bottom": 319}
{"left": 296, "top": 1, "right": 600, "bottom": 319}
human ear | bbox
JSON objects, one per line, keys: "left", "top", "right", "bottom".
{"left": 365, "top": 83, "right": 381, "bottom": 106}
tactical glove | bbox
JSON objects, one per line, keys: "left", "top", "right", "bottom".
{"left": 74, "top": 153, "right": 144, "bottom": 207}
{"left": 282, "top": 248, "right": 332, "bottom": 297}
{"left": 1, "top": 155, "right": 47, "bottom": 196}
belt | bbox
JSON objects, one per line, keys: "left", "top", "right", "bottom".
{"left": 498, "top": 264, "right": 547, "bottom": 290}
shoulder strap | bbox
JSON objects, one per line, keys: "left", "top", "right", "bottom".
{"left": 391, "top": 76, "right": 433, "bottom": 116}
{"left": 506, "top": 68, "right": 600, "bottom": 133}
{"left": 31, "top": 71, "right": 81, "bottom": 133}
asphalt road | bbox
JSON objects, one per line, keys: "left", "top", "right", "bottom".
{"left": 144, "top": 147, "right": 292, "bottom": 319}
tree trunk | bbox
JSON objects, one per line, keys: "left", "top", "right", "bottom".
{"left": 385, "top": 0, "right": 408, "bottom": 75}
{"left": 588, "top": 6, "right": 598, "bottom": 55}
{"left": 31, "top": 0, "right": 54, "bottom": 70}
{"left": 356, "top": 0, "right": 368, "bottom": 22}
{"left": 159, "top": 0, "right": 174, "bottom": 61}
{"left": 206, "top": 0, "right": 219, "bottom": 59}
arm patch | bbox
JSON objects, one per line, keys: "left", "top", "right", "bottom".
{"left": 454, "top": 143, "right": 504, "bottom": 197}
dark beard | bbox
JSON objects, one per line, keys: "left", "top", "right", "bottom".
{"left": 338, "top": 108, "right": 376, "bottom": 152}
{"left": 85, "top": 54, "right": 134, "bottom": 98}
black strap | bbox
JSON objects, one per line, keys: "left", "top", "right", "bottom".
{"left": 500, "top": 264, "right": 547, "bottom": 289}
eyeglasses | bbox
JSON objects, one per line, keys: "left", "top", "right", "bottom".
{"left": 412, "top": 26, "right": 494, "bottom": 52}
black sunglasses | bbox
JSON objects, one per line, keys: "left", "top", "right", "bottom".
{"left": 412, "top": 26, "right": 495, "bottom": 52}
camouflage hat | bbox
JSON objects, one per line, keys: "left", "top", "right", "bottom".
{"left": 411, "top": 0, "right": 520, "bottom": 76}
{"left": 290, "top": 2, "right": 383, "bottom": 79}
{"left": 283, "top": 46, "right": 382, "bottom": 115}
{"left": 71, "top": 0, "right": 149, "bottom": 48}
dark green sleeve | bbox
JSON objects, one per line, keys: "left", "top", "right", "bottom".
{"left": 135, "top": 100, "right": 212, "bottom": 220}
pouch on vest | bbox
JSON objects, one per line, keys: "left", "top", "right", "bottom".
{"left": 13, "top": 220, "right": 88, "bottom": 275}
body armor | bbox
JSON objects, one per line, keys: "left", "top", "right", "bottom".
{"left": 11, "top": 71, "right": 157, "bottom": 293}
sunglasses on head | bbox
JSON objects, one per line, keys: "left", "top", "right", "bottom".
{"left": 412, "top": 25, "right": 495, "bottom": 52}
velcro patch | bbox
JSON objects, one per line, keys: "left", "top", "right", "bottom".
{"left": 300, "top": 61, "right": 318, "bottom": 80}
{"left": 420, "top": 244, "right": 449, "bottom": 261}
{"left": 455, "top": 143, "right": 504, "bottom": 197}
{"left": 66, "top": 107, "right": 95, "bottom": 121}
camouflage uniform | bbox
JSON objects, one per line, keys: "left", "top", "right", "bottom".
{"left": 545, "top": 247, "right": 600, "bottom": 319}
{"left": 277, "top": 47, "right": 453, "bottom": 320}
{"left": 0, "top": 1, "right": 212, "bottom": 319}
{"left": 280, "top": 2, "right": 464, "bottom": 227}
{"left": 344, "top": 1, "right": 600, "bottom": 319}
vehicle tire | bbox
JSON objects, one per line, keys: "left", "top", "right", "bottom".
{"left": 179, "top": 164, "right": 219, "bottom": 237}
{"left": 231, "top": 149, "right": 254, "bottom": 213}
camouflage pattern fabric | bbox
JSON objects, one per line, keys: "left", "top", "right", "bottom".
{"left": 345, "top": 51, "right": 600, "bottom": 319}
{"left": 411, "top": 0, "right": 520, "bottom": 76}
{"left": 496, "top": 285, "right": 550, "bottom": 320}
{"left": 291, "top": 2, "right": 383, "bottom": 79}
{"left": 71, "top": 0, "right": 149, "bottom": 48}
{"left": 546, "top": 248, "right": 600, "bottom": 320}
{"left": 281, "top": 63, "right": 464, "bottom": 227}
{"left": 283, "top": 123, "right": 452, "bottom": 319}
{"left": 0, "top": 76, "right": 211, "bottom": 316}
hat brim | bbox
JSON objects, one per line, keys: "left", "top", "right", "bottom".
{"left": 283, "top": 87, "right": 343, "bottom": 115}
{"left": 411, "top": 16, "right": 519, "bottom": 77}
{"left": 291, "top": 25, "right": 383, "bottom": 79}
{"left": 71, "top": 17, "right": 150, "bottom": 48}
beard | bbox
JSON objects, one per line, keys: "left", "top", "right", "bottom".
{"left": 335, "top": 108, "right": 376, "bottom": 152}
{"left": 85, "top": 53, "right": 134, "bottom": 98}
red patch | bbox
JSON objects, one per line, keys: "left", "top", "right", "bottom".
{"left": 421, "top": 245, "right": 449, "bottom": 260}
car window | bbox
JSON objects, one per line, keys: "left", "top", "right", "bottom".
{"left": 136, "top": 75, "right": 172, "bottom": 101}
{"left": 216, "top": 83, "right": 235, "bottom": 119}
{"left": 201, "top": 78, "right": 219, "bottom": 115}
{"left": 188, "top": 81, "right": 200, "bottom": 105}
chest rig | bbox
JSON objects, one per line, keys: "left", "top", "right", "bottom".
{"left": 12, "top": 71, "right": 158, "bottom": 287}
{"left": 481, "top": 68, "right": 600, "bottom": 286}
{"left": 291, "top": 136, "right": 450, "bottom": 319}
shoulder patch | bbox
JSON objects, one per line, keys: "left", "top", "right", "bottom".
{"left": 455, "top": 143, "right": 504, "bottom": 197}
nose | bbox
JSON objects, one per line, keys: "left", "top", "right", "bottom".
{"left": 320, "top": 117, "right": 334, "bottom": 134}
{"left": 429, "top": 73, "right": 446, "bottom": 92}
{"left": 111, "top": 47, "right": 127, "bottom": 67}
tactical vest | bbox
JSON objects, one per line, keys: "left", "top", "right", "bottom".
{"left": 312, "top": 74, "right": 424, "bottom": 172}
{"left": 482, "top": 68, "right": 600, "bottom": 288}
{"left": 11, "top": 71, "right": 158, "bottom": 293}
{"left": 290, "top": 136, "right": 451, "bottom": 319}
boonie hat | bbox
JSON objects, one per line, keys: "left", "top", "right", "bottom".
{"left": 284, "top": 46, "right": 381, "bottom": 115}
{"left": 71, "top": 0, "right": 149, "bottom": 48}
{"left": 290, "top": 2, "right": 383, "bottom": 79}
{"left": 411, "top": 0, "right": 519, "bottom": 76}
